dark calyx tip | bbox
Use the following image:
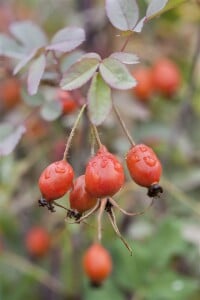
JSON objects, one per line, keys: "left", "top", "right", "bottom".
{"left": 90, "top": 281, "right": 102, "bottom": 288}
{"left": 38, "top": 197, "right": 56, "bottom": 212}
{"left": 147, "top": 183, "right": 163, "bottom": 198}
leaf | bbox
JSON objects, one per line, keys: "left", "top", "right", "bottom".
{"left": 146, "top": 0, "right": 169, "bottom": 18}
{"left": 0, "top": 124, "right": 26, "bottom": 156}
{"left": 46, "top": 27, "right": 85, "bottom": 52}
{"left": 27, "top": 54, "right": 46, "bottom": 96}
{"left": 40, "top": 101, "right": 62, "bottom": 121}
{"left": 0, "top": 34, "right": 24, "bottom": 59}
{"left": 110, "top": 52, "right": 139, "bottom": 65}
{"left": 60, "top": 57, "right": 100, "bottom": 90}
{"left": 61, "top": 50, "right": 85, "bottom": 72}
{"left": 21, "top": 89, "right": 45, "bottom": 107}
{"left": 13, "top": 48, "right": 40, "bottom": 75}
{"left": 9, "top": 21, "right": 47, "bottom": 51}
{"left": 133, "top": 17, "right": 147, "bottom": 33}
{"left": 161, "top": 0, "right": 187, "bottom": 14}
{"left": 105, "top": 0, "right": 139, "bottom": 31}
{"left": 88, "top": 73, "right": 112, "bottom": 125}
{"left": 99, "top": 58, "right": 137, "bottom": 90}
{"left": 80, "top": 52, "right": 101, "bottom": 60}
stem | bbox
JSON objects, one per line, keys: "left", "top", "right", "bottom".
{"left": 97, "top": 198, "right": 107, "bottom": 242}
{"left": 120, "top": 33, "right": 132, "bottom": 52}
{"left": 113, "top": 103, "right": 136, "bottom": 146}
{"left": 91, "top": 123, "right": 102, "bottom": 148}
{"left": 66, "top": 199, "right": 101, "bottom": 224}
{"left": 1, "top": 251, "right": 67, "bottom": 295}
{"left": 63, "top": 104, "right": 87, "bottom": 160}
{"left": 53, "top": 201, "right": 71, "bottom": 212}
{"left": 107, "top": 207, "right": 132, "bottom": 255}
{"left": 109, "top": 197, "right": 154, "bottom": 217}
{"left": 52, "top": 51, "right": 63, "bottom": 81}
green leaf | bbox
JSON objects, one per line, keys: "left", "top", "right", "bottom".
{"left": 110, "top": 52, "right": 139, "bottom": 65}
{"left": 146, "top": 0, "right": 168, "bottom": 18}
{"left": 13, "top": 48, "right": 39, "bottom": 75}
{"left": 9, "top": 21, "right": 47, "bottom": 51}
{"left": 0, "top": 34, "right": 24, "bottom": 59}
{"left": 0, "top": 124, "right": 26, "bottom": 156}
{"left": 83, "top": 279, "right": 124, "bottom": 300}
{"left": 143, "top": 272, "right": 198, "bottom": 300}
{"left": 105, "top": 0, "right": 139, "bottom": 31}
{"left": 27, "top": 54, "right": 46, "bottom": 95}
{"left": 61, "top": 50, "right": 85, "bottom": 72}
{"left": 148, "top": 218, "right": 187, "bottom": 268}
{"left": 60, "top": 56, "right": 100, "bottom": 90}
{"left": 21, "top": 89, "right": 45, "bottom": 107}
{"left": 99, "top": 58, "right": 137, "bottom": 90}
{"left": 46, "top": 27, "right": 85, "bottom": 52}
{"left": 88, "top": 73, "right": 112, "bottom": 125}
{"left": 40, "top": 101, "right": 62, "bottom": 121}
{"left": 147, "top": 0, "right": 186, "bottom": 20}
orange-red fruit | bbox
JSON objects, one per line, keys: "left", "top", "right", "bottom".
{"left": 57, "top": 89, "right": 78, "bottom": 114}
{"left": 83, "top": 243, "right": 112, "bottom": 285}
{"left": 126, "top": 144, "right": 162, "bottom": 187}
{"left": 85, "top": 146, "right": 125, "bottom": 198}
{"left": 152, "top": 58, "right": 181, "bottom": 96}
{"left": 25, "top": 227, "right": 50, "bottom": 257}
{"left": 0, "top": 78, "right": 21, "bottom": 110}
{"left": 38, "top": 160, "right": 74, "bottom": 201}
{"left": 132, "top": 67, "right": 154, "bottom": 101}
{"left": 69, "top": 175, "right": 97, "bottom": 213}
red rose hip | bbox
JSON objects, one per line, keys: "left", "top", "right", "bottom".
{"left": 69, "top": 175, "right": 97, "bottom": 213}
{"left": 25, "top": 227, "right": 51, "bottom": 257}
{"left": 85, "top": 146, "right": 125, "bottom": 198}
{"left": 57, "top": 89, "right": 78, "bottom": 115}
{"left": 152, "top": 58, "right": 181, "bottom": 96}
{"left": 38, "top": 160, "right": 74, "bottom": 201}
{"left": 132, "top": 67, "right": 154, "bottom": 101}
{"left": 83, "top": 243, "right": 112, "bottom": 286}
{"left": 126, "top": 144, "right": 163, "bottom": 197}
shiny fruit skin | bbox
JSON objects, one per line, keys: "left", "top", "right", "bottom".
{"left": 69, "top": 175, "right": 97, "bottom": 213}
{"left": 132, "top": 67, "right": 154, "bottom": 101}
{"left": 85, "top": 146, "right": 125, "bottom": 198}
{"left": 83, "top": 243, "right": 112, "bottom": 285}
{"left": 25, "top": 227, "right": 50, "bottom": 257}
{"left": 38, "top": 160, "right": 74, "bottom": 201}
{"left": 152, "top": 59, "right": 181, "bottom": 96}
{"left": 0, "top": 78, "right": 21, "bottom": 110}
{"left": 57, "top": 90, "right": 78, "bottom": 115}
{"left": 126, "top": 144, "right": 162, "bottom": 187}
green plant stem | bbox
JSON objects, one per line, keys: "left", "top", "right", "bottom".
{"left": 113, "top": 103, "right": 136, "bottom": 146}
{"left": 63, "top": 104, "right": 86, "bottom": 160}
{"left": 1, "top": 251, "right": 67, "bottom": 295}
{"left": 161, "top": 177, "right": 200, "bottom": 217}
{"left": 91, "top": 123, "right": 102, "bottom": 148}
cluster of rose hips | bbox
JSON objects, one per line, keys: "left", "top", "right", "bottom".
{"left": 37, "top": 101, "right": 163, "bottom": 284}
{"left": 132, "top": 58, "right": 181, "bottom": 102}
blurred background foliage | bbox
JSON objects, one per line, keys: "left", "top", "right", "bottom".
{"left": 0, "top": 0, "right": 200, "bottom": 299}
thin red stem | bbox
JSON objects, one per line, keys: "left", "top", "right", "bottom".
{"left": 63, "top": 104, "right": 86, "bottom": 160}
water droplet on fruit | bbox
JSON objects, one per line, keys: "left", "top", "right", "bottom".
{"left": 143, "top": 156, "right": 156, "bottom": 167}
{"left": 140, "top": 145, "right": 147, "bottom": 152}
{"left": 91, "top": 161, "right": 97, "bottom": 168}
{"left": 132, "top": 154, "right": 140, "bottom": 163}
{"left": 44, "top": 168, "right": 51, "bottom": 179}
{"left": 114, "top": 162, "right": 121, "bottom": 171}
{"left": 101, "top": 159, "right": 108, "bottom": 168}
{"left": 55, "top": 165, "right": 66, "bottom": 173}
